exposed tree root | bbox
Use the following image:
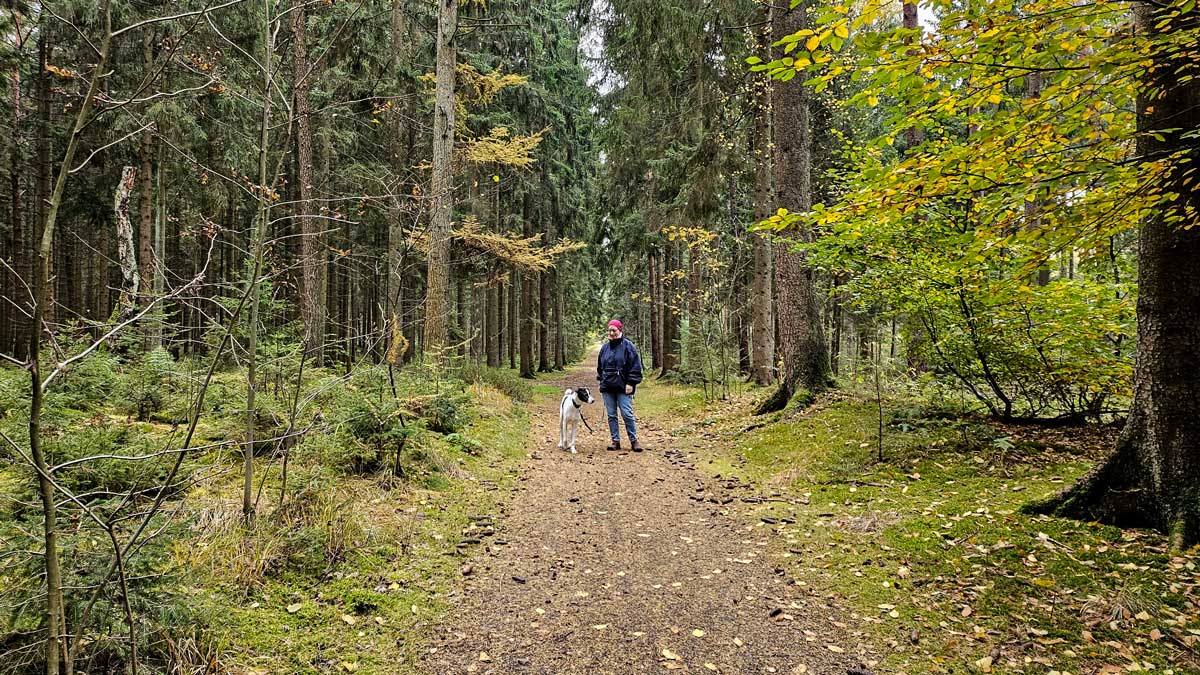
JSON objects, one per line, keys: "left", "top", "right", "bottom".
{"left": 1023, "top": 416, "right": 1200, "bottom": 549}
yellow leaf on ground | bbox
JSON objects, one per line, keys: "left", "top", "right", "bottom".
{"left": 692, "top": 629, "right": 705, "bottom": 637}
{"left": 662, "top": 648, "right": 681, "bottom": 660}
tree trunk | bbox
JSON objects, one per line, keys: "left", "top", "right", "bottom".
{"left": 138, "top": 31, "right": 156, "bottom": 343}
{"left": 486, "top": 283, "right": 500, "bottom": 367}
{"left": 30, "top": 8, "right": 113, "bottom": 672}
{"left": 830, "top": 275, "right": 843, "bottom": 376}
{"left": 901, "top": 0, "right": 922, "bottom": 152}
{"left": 115, "top": 167, "right": 139, "bottom": 311}
{"left": 756, "top": 0, "right": 829, "bottom": 414}
{"left": 507, "top": 275, "right": 517, "bottom": 368}
{"left": 387, "top": 0, "right": 411, "bottom": 333}
{"left": 659, "top": 239, "right": 681, "bottom": 376}
{"left": 292, "top": 0, "right": 326, "bottom": 363}
{"left": 34, "top": 34, "right": 54, "bottom": 332}
{"left": 456, "top": 265, "right": 468, "bottom": 357}
{"left": 8, "top": 68, "right": 26, "bottom": 360}
{"left": 555, "top": 269, "right": 565, "bottom": 369}
{"left": 538, "top": 249, "right": 551, "bottom": 372}
{"left": 423, "top": 0, "right": 457, "bottom": 361}
{"left": 520, "top": 196, "right": 536, "bottom": 378}
{"left": 1026, "top": 2, "right": 1200, "bottom": 548}
{"left": 648, "top": 251, "right": 659, "bottom": 370}
{"left": 749, "top": 61, "right": 775, "bottom": 385}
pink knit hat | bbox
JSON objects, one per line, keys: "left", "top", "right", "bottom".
{"left": 607, "top": 319, "right": 623, "bottom": 330}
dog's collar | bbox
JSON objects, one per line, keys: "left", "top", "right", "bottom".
{"left": 572, "top": 398, "right": 583, "bottom": 409}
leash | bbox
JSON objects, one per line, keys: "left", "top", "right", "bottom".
{"left": 566, "top": 393, "right": 595, "bottom": 433}
{"left": 573, "top": 397, "right": 595, "bottom": 433}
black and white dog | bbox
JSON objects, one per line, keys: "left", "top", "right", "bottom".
{"left": 557, "top": 386, "right": 596, "bottom": 454}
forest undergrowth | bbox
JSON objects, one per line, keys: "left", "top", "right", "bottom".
{"left": 0, "top": 353, "right": 533, "bottom": 675}
{"left": 637, "top": 378, "right": 1200, "bottom": 675}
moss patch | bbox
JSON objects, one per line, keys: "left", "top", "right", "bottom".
{"left": 637, "top": 381, "right": 1200, "bottom": 675}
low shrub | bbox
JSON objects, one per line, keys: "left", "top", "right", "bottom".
{"left": 455, "top": 363, "right": 532, "bottom": 402}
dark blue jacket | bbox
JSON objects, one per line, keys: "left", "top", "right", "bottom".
{"left": 597, "top": 337, "right": 644, "bottom": 394}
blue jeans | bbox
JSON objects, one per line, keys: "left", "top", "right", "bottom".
{"left": 602, "top": 391, "right": 638, "bottom": 445}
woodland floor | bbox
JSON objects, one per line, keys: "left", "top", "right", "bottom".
{"left": 422, "top": 361, "right": 862, "bottom": 675}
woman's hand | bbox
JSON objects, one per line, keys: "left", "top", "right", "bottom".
{"left": 625, "top": 384, "right": 633, "bottom": 395}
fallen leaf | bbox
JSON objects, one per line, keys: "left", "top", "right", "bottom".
{"left": 341, "top": 614, "right": 357, "bottom": 626}
{"left": 592, "top": 624, "right": 608, "bottom": 630}
{"left": 733, "top": 637, "right": 744, "bottom": 647}
{"left": 693, "top": 629, "right": 706, "bottom": 637}
{"left": 287, "top": 603, "right": 303, "bottom": 614}
{"left": 825, "top": 645, "right": 844, "bottom": 653}
{"left": 478, "top": 652, "right": 491, "bottom": 662}
{"left": 340, "top": 661, "right": 359, "bottom": 672}
{"left": 662, "top": 648, "right": 681, "bottom": 661}
{"left": 974, "top": 655, "right": 993, "bottom": 672}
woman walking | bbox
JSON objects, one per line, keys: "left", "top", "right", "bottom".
{"left": 597, "top": 319, "right": 645, "bottom": 451}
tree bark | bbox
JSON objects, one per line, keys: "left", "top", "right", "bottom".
{"left": 648, "top": 250, "right": 660, "bottom": 370}
{"left": 507, "top": 275, "right": 516, "bottom": 368}
{"left": 387, "top": 0, "right": 412, "bottom": 333}
{"left": 659, "top": 238, "right": 681, "bottom": 376}
{"left": 423, "top": 0, "right": 457, "bottom": 361}
{"left": 520, "top": 196, "right": 535, "bottom": 378}
{"left": 292, "top": 0, "right": 326, "bottom": 363}
{"left": 486, "top": 283, "right": 500, "bottom": 367}
{"left": 757, "top": 0, "right": 829, "bottom": 414}
{"left": 8, "top": 68, "right": 26, "bottom": 360}
{"left": 138, "top": 31, "right": 156, "bottom": 337}
{"left": 1026, "top": 2, "right": 1200, "bottom": 548}
{"left": 749, "top": 55, "right": 775, "bottom": 385}
{"left": 34, "top": 34, "right": 54, "bottom": 332}
{"left": 29, "top": 6, "right": 113, "bottom": 671}
{"left": 537, "top": 274, "right": 550, "bottom": 371}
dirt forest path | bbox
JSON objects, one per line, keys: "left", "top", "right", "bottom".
{"left": 422, "top": 358, "right": 856, "bottom": 675}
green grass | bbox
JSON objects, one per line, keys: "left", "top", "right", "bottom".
{"left": 186, "top": 382, "right": 531, "bottom": 675}
{"left": 1, "top": 353, "right": 538, "bottom": 675}
{"left": 637, "top": 381, "right": 1200, "bottom": 675}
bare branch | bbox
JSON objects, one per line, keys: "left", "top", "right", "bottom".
{"left": 111, "top": 0, "right": 250, "bottom": 38}
{"left": 69, "top": 123, "right": 154, "bottom": 174}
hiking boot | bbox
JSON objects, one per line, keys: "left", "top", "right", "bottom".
{"left": 606, "top": 440, "right": 621, "bottom": 451}
{"left": 631, "top": 441, "right": 644, "bottom": 452}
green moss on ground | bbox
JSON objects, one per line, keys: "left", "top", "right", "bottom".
{"left": 636, "top": 382, "right": 1200, "bottom": 675}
